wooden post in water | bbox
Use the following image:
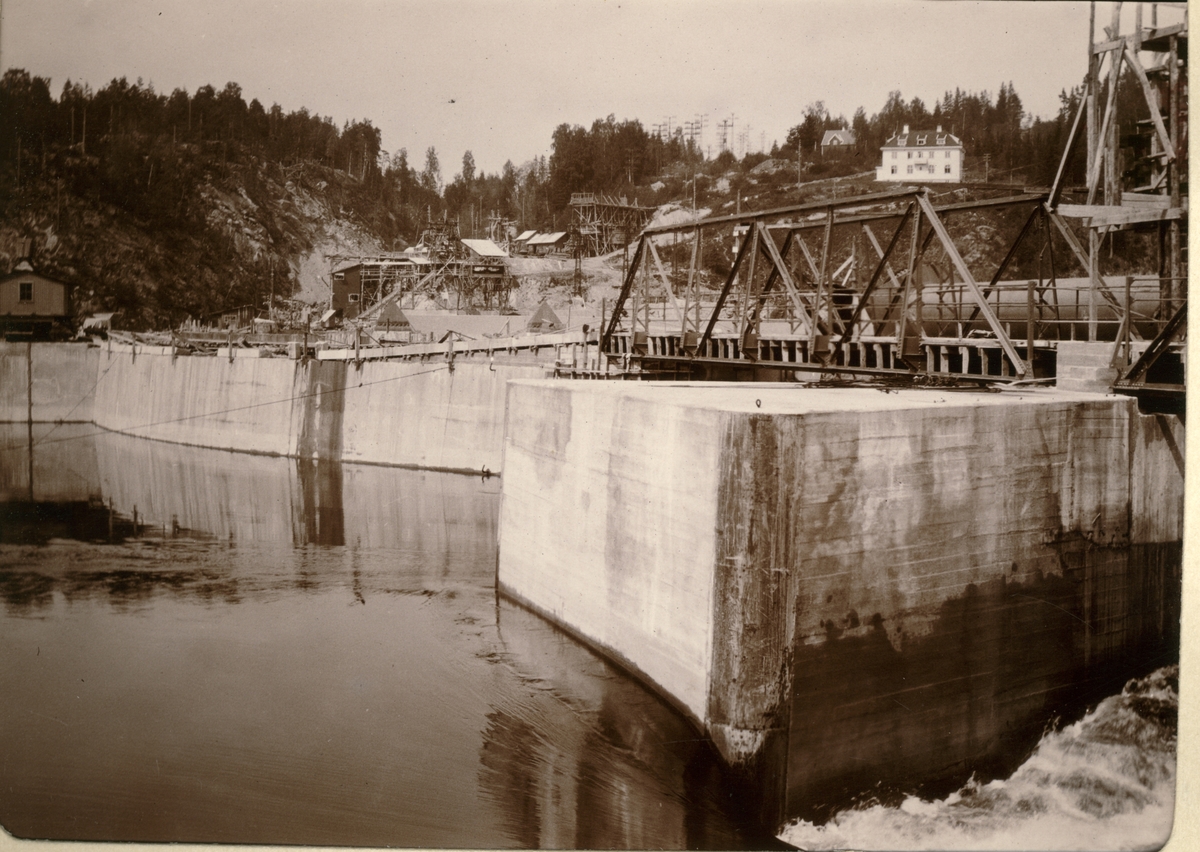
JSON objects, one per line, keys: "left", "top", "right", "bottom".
{"left": 26, "top": 341, "right": 33, "bottom": 501}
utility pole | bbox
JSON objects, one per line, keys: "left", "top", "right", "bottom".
{"left": 718, "top": 115, "right": 735, "bottom": 153}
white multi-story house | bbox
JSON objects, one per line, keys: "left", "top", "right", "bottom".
{"left": 875, "top": 124, "right": 964, "bottom": 183}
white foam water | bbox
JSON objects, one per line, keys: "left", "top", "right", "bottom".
{"left": 779, "top": 666, "right": 1178, "bottom": 852}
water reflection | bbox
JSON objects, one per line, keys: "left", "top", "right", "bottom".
{"left": 480, "top": 599, "right": 762, "bottom": 849}
{"left": 0, "top": 424, "right": 759, "bottom": 847}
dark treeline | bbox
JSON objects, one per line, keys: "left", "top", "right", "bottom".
{"left": 0, "top": 69, "right": 450, "bottom": 246}
{"left": 780, "top": 79, "right": 1147, "bottom": 187}
{"left": 784, "top": 83, "right": 1046, "bottom": 182}
{"left": 546, "top": 77, "right": 1150, "bottom": 208}
{"left": 1, "top": 66, "right": 1149, "bottom": 328}
{"left": 4, "top": 67, "right": 1137, "bottom": 239}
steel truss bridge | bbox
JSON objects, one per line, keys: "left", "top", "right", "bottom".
{"left": 596, "top": 187, "right": 1185, "bottom": 405}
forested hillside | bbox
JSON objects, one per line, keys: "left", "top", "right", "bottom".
{"left": 1, "top": 66, "right": 1145, "bottom": 331}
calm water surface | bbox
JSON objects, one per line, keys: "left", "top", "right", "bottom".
{"left": 0, "top": 424, "right": 757, "bottom": 847}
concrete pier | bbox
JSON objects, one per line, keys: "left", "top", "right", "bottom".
{"left": 496, "top": 381, "right": 1184, "bottom": 829}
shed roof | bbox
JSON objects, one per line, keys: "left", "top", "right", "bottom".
{"left": 460, "top": 238, "right": 510, "bottom": 258}
{"left": 526, "top": 231, "right": 569, "bottom": 246}
{"left": 333, "top": 258, "right": 421, "bottom": 274}
{"left": 514, "top": 230, "right": 537, "bottom": 242}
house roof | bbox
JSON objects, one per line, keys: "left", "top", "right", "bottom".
{"left": 460, "top": 238, "right": 509, "bottom": 258}
{"left": 526, "top": 231, "right": 568, "bottom": 246}
{"left": 882, "top": 128, "right": 962, "bottom": 149}
{"left": 821, "top": 129, "right": 855, "bottom": 147}
{"left": 333, "top": 258, "right": 421, "bottom": 274}
{"left": 514, "top": 230, "right": 537, "bottom": 242}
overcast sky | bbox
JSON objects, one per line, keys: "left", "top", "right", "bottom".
{"left": 0, "top": 1, "right": 1173, "bottom": 176}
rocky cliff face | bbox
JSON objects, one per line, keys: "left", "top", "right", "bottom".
{"left": 0, "top": 151, "right": 390, "bottom": 329}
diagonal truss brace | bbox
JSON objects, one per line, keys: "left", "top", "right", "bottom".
{"left": 646, "top": 238, "right": 688, "bottom": 325}
{"left": 916, "top": 193, "right": 1027, "bottom": 376}
{"left": 837, "top": 202, "right": 915, "bottom": 345}
{"left": 1118, "top": 301, "right": 1186, "bottom": 386}
{"left": 964, "top": 204, "right": 1045, "bottom": 325}
{"left": 601, "top": 236, "right": 646, "bottom": 352}
{"left": 753, "top": 228, "right": 815, "bottom": 337}
{"left": 699, "top": 224, "right": 757, "bottom": 354}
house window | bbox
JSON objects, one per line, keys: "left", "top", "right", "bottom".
{"left": 936, "top": 135, "right": 946, "bottom": 145}
{"left": 907, "top": 151, "right": 912, "bottom": 159}
{"left": 945, "top": 164, "right": 952, "bottom": 174}
{"left": 334, "top": 272, "right": 345, "bottom": 281}
{"left": 891, "top": 165, "right": 897, "bottom": 174}
{"left": 19, "top": 282, "right": 32, "bottom": 302}
{"left": 348, "top": 293, "right": 360, "bottom": 303}
{"left": 945, "top": 150, "right": 951, "bottom": 158}
{"left": 907, "top": 165, "right": 913, "bottom": 174}
{"left": 917, "top": 151, "right": 924, "bottom": 159}
{"left": 891, "top": 151, "right": 897, "bottom": 159}
{"left": 917, "top": 135, "right": 927, "bottom": 145}
{"left": 897, "top": 135, "right": 907, "bottom": 146}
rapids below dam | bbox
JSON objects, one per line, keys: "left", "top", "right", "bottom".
{"left": 0, "top": 423, "right": 1179, "bottom": 849}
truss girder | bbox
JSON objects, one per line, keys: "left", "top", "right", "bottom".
{"left": 598, "top": 189, "right": 1121, "bottom": 380}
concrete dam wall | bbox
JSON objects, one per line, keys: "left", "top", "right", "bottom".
{"left": 1, "top": 341, "right": 546, "bottom": 472}
{"left": 496, "top": 381, "right": 1184, "bottom": 830}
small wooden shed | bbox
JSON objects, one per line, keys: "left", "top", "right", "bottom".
{"left": 0, "top": 263, "right": 74, "bottom": 340}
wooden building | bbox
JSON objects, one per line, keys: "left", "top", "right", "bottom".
{"left": 0, "top": 263, "right": 74, "bottom": 340}
{"left": 819, "top": 129, "right": 857, "bottom": 158}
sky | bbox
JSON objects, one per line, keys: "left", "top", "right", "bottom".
{"left": 0, "top": 1, "right": 1177, "bottom": 177}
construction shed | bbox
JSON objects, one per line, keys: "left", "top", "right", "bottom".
{"left": 526, "top": 232, "right": 570, "bottom": 256}
{"left": 0, "top": 263, "right": 74, "bottom": 340}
